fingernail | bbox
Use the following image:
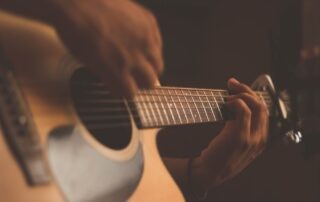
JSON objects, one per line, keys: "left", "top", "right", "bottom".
{"left": 229, "top": 78, "right": 240, "bottom": 84}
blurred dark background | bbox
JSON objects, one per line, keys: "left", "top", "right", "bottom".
{"left": 139, "top": 0, "right": 320, "bottom": 201}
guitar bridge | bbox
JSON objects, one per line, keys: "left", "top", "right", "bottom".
{"left": 0, "top": 52, "right": 51, "bottom": 186}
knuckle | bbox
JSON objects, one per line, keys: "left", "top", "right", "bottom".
{"left": 240, "top": 83, "right": 250, "bottom": 91}
{"left": 144, "top": 48, "right": 163, "bottom": 74}
{"left": 234, "top": 98, "right": 243, "bottom": 105}
{"left": 260, "top": 137, "right": 268, "bottom": 146}
{"left": 145, "top": 9, "right": 156, "bottom": 19}
{"left": 252, "top": 138, "right": 262, "bottom": 147}
{"left": 148, "top": 12, "right": 159, "bottom": 27}
{"left": 157, "top": 59, "right": 164, "bottom": 74}
{"left": 144, "top": 10, "right": 158, "bottom": 29}
{"left": 242, "top": 106, "right": 252, "bottom": 117}
{"left": 235, "top": 99, "right": 251, "bottom": 116}
{"left": 241, "top": 92, "right": 251, "bottom": 97}
{"left": 254, "top": 132, "right": 268, "bottom": 147}
{"left": 258, "top": 103, "right": 268, "bottom": 115}
{"left": 239, "top": 137, "right": 251, "bottom": 150}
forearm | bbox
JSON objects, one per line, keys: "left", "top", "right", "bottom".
{"left": 0, "top": 0, "right": 66, "bottom": 25}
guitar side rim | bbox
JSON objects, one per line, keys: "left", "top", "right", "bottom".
{"left": 0, "top": 11, "right": 184, "bottom": 202}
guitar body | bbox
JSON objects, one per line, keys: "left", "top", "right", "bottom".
{"left": 0, "top": 11, "right": 184, "bottom": 202}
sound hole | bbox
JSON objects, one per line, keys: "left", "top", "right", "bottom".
{"left": 70, "top": 68, "right": 132, "bottom": 150}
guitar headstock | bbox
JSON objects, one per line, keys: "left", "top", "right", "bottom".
{"left": 251, "top": 75, "right": 296, "bottom": 143}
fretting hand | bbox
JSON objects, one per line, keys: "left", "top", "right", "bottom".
{"left": 192, "top": 78, "right": 269, "bottom": 189}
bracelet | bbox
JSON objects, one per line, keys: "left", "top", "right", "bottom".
{"left": 187, "top": 157, "right": 208, "bottom": 201}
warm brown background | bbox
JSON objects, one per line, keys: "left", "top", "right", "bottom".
{"left": 139, "top": 0, "right": 320, "bottom": 201}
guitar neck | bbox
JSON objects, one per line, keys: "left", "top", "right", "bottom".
{"left": 131, "top": 86, "right": 273, "bottom": 128}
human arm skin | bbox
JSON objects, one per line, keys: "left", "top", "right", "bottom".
{"left": 0, "top": 1, "right": 268, "bottom": 198}
{"left": 0, "top": 0, "right": 163, "bottom": 97}
{"left": 164, "top": 78, "right": 268, "bottom": 198}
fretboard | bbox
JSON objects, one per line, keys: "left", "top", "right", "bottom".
{"left": 131, "top": 87, "right": 272, "bottom": 128}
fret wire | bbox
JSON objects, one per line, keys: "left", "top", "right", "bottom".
{"left": 76, "top": 84, "right": 270, "bottom": 97}
{"left": 76, "top": 100, "right": 272, "bottom": 115}
{"left": 156, "top": 89, "right": 170, "bottom": 125}
{"left": 161, "top": 89, "right": 176, "bottom": 124}
{"left": 77, "top": 100, "right": 272, "bottom": 108}
{"left": 78, "top": 103, "right": 273, "bottom": 128}
{"left": 205, "top": 91, "right": 219, "bottom": 121}
{"left": 197, "top": 90, "right": 213, "bottom": 121}
{"left": 86, "top": 116, "right": 231, "bottom": 130}
{"left": 145, "top": 93, "right": 158, "bottom": 126}
{"left": 139, "top": 92, "right": 230, "bottom": 98}
{"left": 102, "top": 91, "right": 261, "bottom": 100}
{"left": 77, "top": 92, "right": 270, "bottom": 101}
{"left": 82, "top": 113, "right": 218, "bottom": 126}
{"left": 189, "top": 89, "right": 202, "bottom": 122}
{"left": 176, "top": 89, "right": 189, "bottom": 123}
{"left": 86, "top": 115, "right": 222, "bottom": 129}
{"left": 170, "top": 89, "right": 183, "bottom": 124}
{"left": 150, "top": 91, "right": 165, "bottom": 125}
{"left": 138, "top": 94, "right": 153, "bottom": 127}
{"left": 74, "top": 82, "right": 269, "bottom": 95}
{"left": 198, "top": 90, "right": 210, "bottom": 121}
{"left": 183, "top": 89, "right": 196, "bottom": 123}
{"left": 77, "top": 98, "right": 273, "bottom": 105}
{"left": 203, "top": 91, "right": 217, "bottom": 121}
{"left": 77, "top": 106, "right": 230, "bottom": 113}
{"left": 133, "top": 95, "right": 148, "bottom": 126}
{"left": 258, "top": 92, "right": 267, "bottom": 108}
{"left": 74, "top": 81, "right": 276, "bottom": 128}
{"left": 82, "top": 89, "right": 269, "bottom": 97}
{"left": 81, "top": 111, "right": 224, "bottom": 121}
{"left": 78, "top": 94, "right": 271, "bottom": 102}
{"left": 138, "top": 96, "right": 226, "bottom": 103}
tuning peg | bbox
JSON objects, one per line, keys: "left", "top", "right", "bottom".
{"left": 284, "top": 130, "right": 303, "bottom": 144}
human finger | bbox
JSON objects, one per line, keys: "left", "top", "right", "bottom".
{"left": 227, "top": 93, "right": 267, "bottom": 134}
{"left": 225, "top": 98, "right": 251, "bottom": 145}
{"left": 228, "top": 78, "right": 256, "bottom": 97}
{"left": 100, "top": 69, "right": 138, "bottom": 98}
{"left": 140, "top": 7, "right": 162, "bottom": 47}
{"left": 143, "top": 41, "right": 164, "bottom": 76}
{"left": 131, "top": 54, "right": 158, "bottom": 89}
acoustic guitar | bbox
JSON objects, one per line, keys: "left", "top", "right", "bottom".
{"left": 0, "top": 11, "right": 291, "bottom": 202}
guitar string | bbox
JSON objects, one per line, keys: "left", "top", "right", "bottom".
{"left": 72, "top": 82, "right": 270, "bottom": 94}
{"left": 73, "top": 94, "right": 272, "bottom": 103}
{"left": 74, "top": 90, "right": 269, "bottom": 96}
{"left": 76, "top": 101, "right": 273, "bottom": 112}
{"left": 72, "top": 84, "right": 273, "bottom": 128}
{"left": 76, "top": 101, "right": 273, "bottom": 129}
{"left": 72, "top": 85, "right": 269, "bottom": 98}
{"left": 75, "top": 100, "right": 273, "bottom": 114}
